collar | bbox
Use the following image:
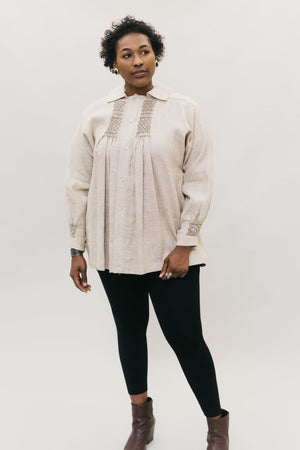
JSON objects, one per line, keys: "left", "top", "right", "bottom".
{"left": 104, "top": 81, "right": 173, "bottom": 102}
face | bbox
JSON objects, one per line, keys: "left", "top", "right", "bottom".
{"left": 113, "top": 32, "right": 157, "bottom": 94}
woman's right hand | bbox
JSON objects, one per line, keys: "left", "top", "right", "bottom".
{"left": 70, "top": 255, "right": 91, "bottom": 293}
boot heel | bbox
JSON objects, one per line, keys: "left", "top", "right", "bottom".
{"left": 146, "top": 422, "right": 155, "bottom": 444}
{"left": 124, "top": 397, "right": 155, "bottom": 449}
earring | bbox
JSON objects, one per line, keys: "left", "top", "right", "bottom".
{"left": 113, "top": 67, "right": 119, "bottom": 75}
{"left": 155, "top": 60, "right": 158, "bottom": 67}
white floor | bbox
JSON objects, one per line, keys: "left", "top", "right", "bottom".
{"left": 0, "top": 356, "right": 297, "bottom": 450}
{"left": 1, "top": 268, "right": 299, "bottom": 450}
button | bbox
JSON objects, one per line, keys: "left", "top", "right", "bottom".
{"left": 120, "top": 177, "right": 125, "bottom": 182}
{"left": 116, "top": 266, "right": 120, "bottom": 270}
{"left": 118, "top": 205, "right": 124, "bottom": 211}
{"left": 117, "top": 236, "right": 122, "bottom": 241}
{"left": 124, "top": 146, "right": 129, "bottom": 151}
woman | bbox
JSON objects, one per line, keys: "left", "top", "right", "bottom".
{"left": 65, "top": 15, "right": 230, "bottom": 450}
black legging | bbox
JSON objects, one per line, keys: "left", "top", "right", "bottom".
{"left": 97, "top": 264, "right": 222, "bottom": 417}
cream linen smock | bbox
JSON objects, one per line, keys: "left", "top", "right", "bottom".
{"left": 65, "top": 81, "right": 214, "bottom": 275}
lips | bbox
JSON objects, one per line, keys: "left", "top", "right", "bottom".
{"left": 132, "top": 70, "right": 147, "bottom": 75}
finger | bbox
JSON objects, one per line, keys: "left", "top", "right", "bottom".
{"left": 71, "top": 272, "right": 85, "bottom": 292}
{"left": 81, "top": 271, "right": 88, "bottom": 287}
{"left": 179, "top": 269, "right": 189, "bottom": 278}
{"left": 71, "top": 271, "right": 89, "bottom": 293}
{"left": 159, "top": 260, "right": 168, "bottom": 278}
{"left": 167, "top": 269, "right": 179, "bottom": 280}
{"left": 161, "top": 264, "right": 170, "bottom": 280}
{"left": 79, "top": 271, "right": 91, "bottom": 292}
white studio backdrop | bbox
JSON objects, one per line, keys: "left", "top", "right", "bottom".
{"left": 1, "top": 0, "right": 299, "bottom": 449}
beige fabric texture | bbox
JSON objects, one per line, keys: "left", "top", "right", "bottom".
{"left": 65, "top": 81, "right": 214, "bottom": 274}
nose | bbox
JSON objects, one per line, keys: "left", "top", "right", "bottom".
{"left": 133, "top": 54, "right": 143, "bottom": 66}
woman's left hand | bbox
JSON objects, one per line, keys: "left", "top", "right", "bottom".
{"left": 159, "top": 246, "right": 193, "bottom": 280}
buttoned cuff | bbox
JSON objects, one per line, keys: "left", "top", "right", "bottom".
{"left": 68, "top": 236, "right": 86, "bottom": 251}
{"left": 176, "top": 220, "right": 202, "bottom": 247}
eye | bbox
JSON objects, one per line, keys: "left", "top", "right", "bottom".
{"left": 122, "top": 53, "right": 131, "bottom": 59}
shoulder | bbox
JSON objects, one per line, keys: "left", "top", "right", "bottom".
{"left": 75, "top": 92, "right": 114, "bottom": 132}
{"left": 161, "top": 82, "right": 199, "bottom": 108}
{"left": 162, "top": 85, "right": 207, "bottom": 125}
{"left": 168, "top": 91, "right": 199, "bottom": 107}
{"left": 162, "top": 84, "right": 204, "bottom": 119}
{"left": 162, "top": 85, "right": 210, "bottom": 133}
{"left": 81, "top": 97, "right": 111, "bottom": 120}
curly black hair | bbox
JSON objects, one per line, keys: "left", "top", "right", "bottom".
{"left": 99, "top": 15, "right": 165, "bottom": 72}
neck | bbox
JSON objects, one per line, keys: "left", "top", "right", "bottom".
{"left": 124, "top": 80, "right": 154, "bottom": 96}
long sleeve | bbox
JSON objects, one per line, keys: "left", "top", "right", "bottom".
{"left": 176, "top": 104, "right": 214, "bottom": 247}
{"left": 65, "top": 112, "right": 94, "bottom": 251}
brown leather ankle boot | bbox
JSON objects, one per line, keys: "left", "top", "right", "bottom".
{"left": 206, "top": 408, "right": 229, "bottom": 449}
{"left": 124, "top": 396, "right": 155, "bottom": 450}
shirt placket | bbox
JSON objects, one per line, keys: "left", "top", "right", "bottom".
{"left": 113, "top": 96, "right": 140, "bottom": 273}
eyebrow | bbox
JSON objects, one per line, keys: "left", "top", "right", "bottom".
{"left": 120, "top": 44, "right": 150, "bottom": 53}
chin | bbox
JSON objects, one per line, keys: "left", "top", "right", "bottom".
{"left": 132, "top": 78, "right": 152, "bottom": 87}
